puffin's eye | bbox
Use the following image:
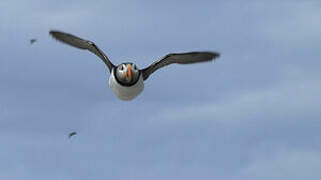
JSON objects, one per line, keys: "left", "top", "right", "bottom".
{"left": 119, "top": 65, "right": 124, "bottom": 71}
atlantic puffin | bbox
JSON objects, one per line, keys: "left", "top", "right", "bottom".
{"left": 49, "top": 30, "right": 220, "bottom": 101}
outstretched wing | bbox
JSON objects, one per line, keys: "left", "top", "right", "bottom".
{"left": 141, "top": 51, "right": 220, "bottom": 80}
{"left": 50, "top": 30, "right": 115, "bottom": 72}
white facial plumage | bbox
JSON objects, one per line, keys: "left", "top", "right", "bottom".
{"left": 115, "top": 63, "right": 139, "bottom": 85}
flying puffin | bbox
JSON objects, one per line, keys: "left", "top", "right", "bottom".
{"left": 49, "top": 30, "right": 220, "bottom": 101}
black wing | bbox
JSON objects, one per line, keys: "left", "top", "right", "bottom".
{"left": 50, "top": 30, "right": 115, "bottom": 72}
{"left": 69, "top": 132, "right": 77, "bottom": 138}
{"left": 141, "top": 51, "right": 220, "bottom": 80}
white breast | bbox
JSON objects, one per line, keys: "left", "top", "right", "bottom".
{"left": 109, "top": 69, "right": 144, "bottom": 101}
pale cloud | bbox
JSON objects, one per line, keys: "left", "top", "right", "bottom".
{"left": 260, "top": 2, "right": 321, "bottom": 45}
{"left": 152, "top": 69, "right": 321, "bottom": 126}
{"left": 234, "top": 146, "right": 321, "bottom": 180}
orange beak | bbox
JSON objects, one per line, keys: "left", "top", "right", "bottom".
{"left": 127, "top": 64, "right": 132, "bottom": 81}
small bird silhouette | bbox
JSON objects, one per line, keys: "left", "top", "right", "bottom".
{"left": 68, "top": 132, "right": 77, "bottom": 138}
{"left": 30, "top": 39, "right": 37, "bottom": 45}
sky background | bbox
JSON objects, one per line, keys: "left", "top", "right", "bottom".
{"left": 1, "top": 0, "right": 321, "bottom": 179}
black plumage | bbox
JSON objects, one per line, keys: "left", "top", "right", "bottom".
{"left": 68, "top": 132, "right": 77, "bottom": 138}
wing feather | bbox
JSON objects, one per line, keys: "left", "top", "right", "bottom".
{"left": 50, "top": 30, "right": 115, "bottom": 72}
{"left": 142, "top": 51, "right": 220, "bottom": 80}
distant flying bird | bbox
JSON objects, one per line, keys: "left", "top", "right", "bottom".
{"left": 49, "top": 30, "right": 220, "bottom": 101}
{"left": 68, "top": 132, "right": 77, "bottom": 138}
{"left": 30, "top": 39, "right": 37, "bottom": 44}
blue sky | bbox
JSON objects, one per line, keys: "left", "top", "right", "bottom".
{"left": 1, "top": 0, "right": 321, "bottom": 179}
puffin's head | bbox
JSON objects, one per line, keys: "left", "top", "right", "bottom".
{"left": 115, "top": 63, "right": 140, "bottom": 85}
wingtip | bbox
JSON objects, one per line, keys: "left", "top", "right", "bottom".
{"left": 210, "top": 51, "right": 220, "bottom": 59}
{"left": 201, "top": 51, "right": 220, "bottom": 61}
{"left": 49, "top": 30, "right": 64, "bottom": 37}
{"left": 49, "top": 30, "right": 56, "bottom": 35}
{"left": 49, "top": 30, "right": 65, "bottom": 42}
{"left": 216, "top": 52, "right": 220, "bottom": 58}
{"left": 49, "top": 30, "right": 58, "bottom": 38}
